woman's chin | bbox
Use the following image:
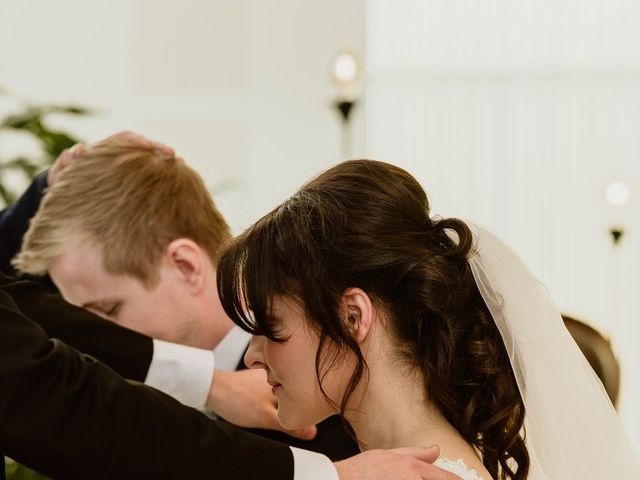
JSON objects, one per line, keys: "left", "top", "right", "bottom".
{"left": 277, "top": 408, "right": 320, "bottom": 431}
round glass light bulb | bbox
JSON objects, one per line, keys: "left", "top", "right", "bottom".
{"left": 605, "top": 181, "right": 630, "bottom": 207}
{"left": 332, "top": 53, "right": 358, "bottom": 85}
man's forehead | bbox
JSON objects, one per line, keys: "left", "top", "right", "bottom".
{"left": 50, "top": 244, "right": 106, "bottom": 279}
{"left": 49, "top": 245, "right": 127, "bottom": 301}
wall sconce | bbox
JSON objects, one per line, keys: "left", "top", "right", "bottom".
{"left": 330, "top": 52, "right": 360, "bottom": 158}
{"left": 605, "top": 180, "right": 631, "bottom": 246}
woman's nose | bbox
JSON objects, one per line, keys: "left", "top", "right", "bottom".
{"left": 244, "top": 335, "right": 266, "bottom": 369}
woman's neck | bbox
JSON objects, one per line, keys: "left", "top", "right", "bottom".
{"left": 344, "top": 336, "right": 491, "bottom": 478}
{"left": 345, "top": 356, "right": 456, "bottom": 451}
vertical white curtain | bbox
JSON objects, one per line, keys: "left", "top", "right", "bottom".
{"left": 366, "top": 0, "right": 640, "bottom": 450}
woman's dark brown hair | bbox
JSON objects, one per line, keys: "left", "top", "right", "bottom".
{"left": 217, "top": 159, "right": 529, "bottom": 479}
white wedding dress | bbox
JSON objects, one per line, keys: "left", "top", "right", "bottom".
{"left": 435, "top": 458, "right": 484, "bottom": 480}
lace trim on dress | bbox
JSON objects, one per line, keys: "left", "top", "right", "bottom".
{"left": 434, "top": 458, "right": 484, "bottom": 480}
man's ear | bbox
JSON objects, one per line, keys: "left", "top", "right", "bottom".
{"left": 342, "top": 287, "right": 374, "bottom": 343}
{"left": 165, "top": 239, "right": 206, "bottom": 294}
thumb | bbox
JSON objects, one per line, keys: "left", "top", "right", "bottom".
{"left": 69, "top": 143, "right": 86, "bottom": 158}
{"left": 389, "top": 444, "right": 441, "bottom": 464}
{"left": 283, "top": 425, "right": 318, "bottom": 441}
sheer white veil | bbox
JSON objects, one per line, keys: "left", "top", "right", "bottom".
{"left": 465, "top": 223, "right": 640, "bottom": 479}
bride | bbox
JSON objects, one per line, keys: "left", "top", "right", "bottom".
{"left": 216, "top": 159, "right": 640, "bottom": 479}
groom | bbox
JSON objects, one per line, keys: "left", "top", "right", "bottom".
{"left": 9, "top": 132, "right": 358, "bottom": 460}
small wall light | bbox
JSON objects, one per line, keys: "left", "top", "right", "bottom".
{"left": 605, "top": 180, "right": 631, "bottom": 246}
{"left": 330, "top": 52, "right": 360, "bottom": 158}
{"left": 605, "top": 181, "right": 630, "bottom": 208}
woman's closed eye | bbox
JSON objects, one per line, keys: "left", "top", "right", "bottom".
{"left": 265, "top": 315, "right": 290, "bottom": 341}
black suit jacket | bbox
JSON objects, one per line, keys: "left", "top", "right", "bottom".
{"left": 0, "top": 277, "right": 294, "bottom": 479}
{"left": 1, "top": 273, "right": 152, "bottom": 381}
{"left": 0, "top": 171, "right": 48, "bottom": 277}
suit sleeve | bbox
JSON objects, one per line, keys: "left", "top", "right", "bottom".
{"left": 0, "top": 170, "right": 48, "bottom": 276}
{"left": 0, "top": 289, "right": 294, "bottom": 480}
{"left": 1, "top": 273, "right": 152, "bottom": 382}
{"left": 0, "top": 171, "right": 153, "bottom": 382}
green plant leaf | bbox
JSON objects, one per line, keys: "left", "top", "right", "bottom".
{"left": 0, "top": 93, "right": 88, "bottom": 201}
{"left": 45, "top": 105, "right": 91, "bottom": 115}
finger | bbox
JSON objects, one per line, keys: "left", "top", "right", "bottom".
{"left": 58, "top": 144, "right": 85, "bottom": 169}
{"left": 390, "top": 445, "right": 440, "bottom": 464}
{"left": 281, "top": 425, "right": 318, "bottom": 441}
{"left": 70, "top": 143, "right": 86, "bottom": 158}
{"left": 56, "top": 147, "right": 75, "bottom": 164}
{"left": 48, "top": 145, "right": 80, "bottom": 186}
{"left": 59, "top": 144, "right": 85, "bottom": 169}
{"left": 56, "top": 143, "right": 84, "bottom": 165}
{"left": 68, "top": 143, "right": 84, "bottom": 156}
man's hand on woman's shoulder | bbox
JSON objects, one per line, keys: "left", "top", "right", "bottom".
{"left": 336, "top": 445, "right": 462, "bottom": 480}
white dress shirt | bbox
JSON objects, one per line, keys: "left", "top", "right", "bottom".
{"left": 212, "top": 325, "right": 251, "bottom": 372}
{"left": 143, "top": 332, "right": 339, "bottom": 480}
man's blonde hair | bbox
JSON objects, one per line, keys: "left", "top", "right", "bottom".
{"left": 13, "top": 137, "right": 231, "bottom": 285}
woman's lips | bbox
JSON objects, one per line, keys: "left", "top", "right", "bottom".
{"left": 267, "top": 379, "right": 282, "bottom": 394}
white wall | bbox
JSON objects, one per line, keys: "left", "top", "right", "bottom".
{"left": 0, "top": 0, "right": 365, "bottom": 231}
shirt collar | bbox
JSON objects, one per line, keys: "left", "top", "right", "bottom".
{"left": 212, "top": 325, "right": 251, "bottom": 371}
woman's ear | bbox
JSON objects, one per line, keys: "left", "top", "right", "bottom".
{"left": 165, "top": 238, "right": 206, "bottom": 295}
{"left": 342, "top": 287, "right": 374, "bottom": 343}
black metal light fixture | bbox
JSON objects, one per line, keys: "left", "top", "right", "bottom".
{"left": 331, "top": 52, "right": 359, "bottom": 158}
{"left": 605, "top": 180, "right": 631, "bottom": 246}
